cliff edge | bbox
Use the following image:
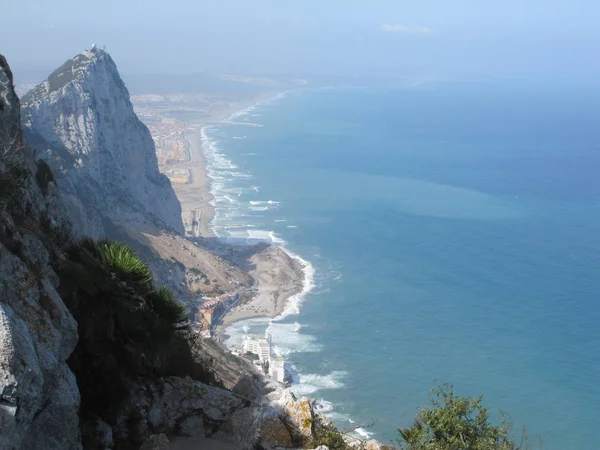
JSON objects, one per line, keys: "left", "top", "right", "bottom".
{"left": 0, "top": 53, "right": 81, "bottom": 450}
{"left": 21, "top": 47, "right": 184, "bottom": 238}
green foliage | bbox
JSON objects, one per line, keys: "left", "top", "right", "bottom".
{"left": 35, "top": 159, "right": 54, "bottom": 193}
{"left": 312, "top": 426, "right": 349, "bottom": 450}
{"left": 60, "top": 238, "right": 192, "bottom": 422}
{"left": 308, "top": 417, "right": 352, "bottom": 450}
{"left": 71, "top": 238, "right": 154, "bottom": 288}
{"left": 148, "top": 285, "right": 187, "bottom": 327}
{"left": 398, "top": 384, "right": 528, "bottom": 450}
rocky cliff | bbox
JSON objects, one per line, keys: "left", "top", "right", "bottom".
{"left": 20, "top": 47, "right": 183, "bottom": 238}
{"left": 1, "top": 51, "right": 367, "bottom": 450}
{"left": 20, "top": 49, "right": 250, "bottom": 299}
{"left": 0, "top": 54, "right": 81, "bottom": 450}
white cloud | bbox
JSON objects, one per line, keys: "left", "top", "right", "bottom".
{"left": 380, "top": 24, "right": 433, "bottom": 35}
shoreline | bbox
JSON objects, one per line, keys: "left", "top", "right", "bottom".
{"left": 173, "top": 90, "right": 311, "bottom": 338}
{"left": 168, "top": 89, "right": 369, "bottom": 442}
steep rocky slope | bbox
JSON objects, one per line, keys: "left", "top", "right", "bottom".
{"left": 20, "top": 47, "right": 183, "bottom": 238}
{"left": 20, "top": 48, "right": 249, "bottom": 298}
{"left": 2, "top": 51, "right": 369, "bottom": 450}
{"left": 0, "top": 53, "right": 81, "bottom": 450}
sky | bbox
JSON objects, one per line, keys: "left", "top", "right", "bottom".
{"left": 2, "top": 0, "right": 599, "bottom": 83}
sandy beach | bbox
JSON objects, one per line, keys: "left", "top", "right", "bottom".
{"left": 172, "top": 130, "right": 216, "bottom": 238}
{"left": 167, "top": 91, "right": 284, "bottom": 239}
{"left": 197, "top": 241, "right": 306, "bottom": 332}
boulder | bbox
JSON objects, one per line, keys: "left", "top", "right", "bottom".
{"left": 259, "top": 418, "right": 294, "bottom": 449}
{"left": 0, "top": 53, "right": 81, "bottom": 450}
{"left": 113, "top": 377, "right": 243, "bottom": 446}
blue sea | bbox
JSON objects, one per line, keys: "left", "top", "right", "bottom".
{"left": 202, "top": 82, "right": 600, "bottom": 449}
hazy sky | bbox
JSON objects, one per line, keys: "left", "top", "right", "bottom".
{"left": 2, "top": 0, "right": 598, "bottom": 82}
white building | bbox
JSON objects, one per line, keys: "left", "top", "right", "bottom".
{"left": 268, "top": 355, "right": 286, "bottom": 383}
{"left": 242, "top": 334, "right": 271, "bottom": 362}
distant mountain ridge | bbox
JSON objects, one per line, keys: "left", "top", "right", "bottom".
{"left": 21, "top": 47, "right": 184, "bottom": 237}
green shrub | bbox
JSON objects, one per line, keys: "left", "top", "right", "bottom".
{"left": 60, "top": 238, "right": 193, "bottom": 422}
{"left": 398, "top": 384, "right": 531, "bottom": 450}
{"left": 312, "top": 426, "right": 349, "bottom": 450}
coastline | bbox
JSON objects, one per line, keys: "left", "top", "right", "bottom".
{"left": 175, "top": 92, "right": 283, "bottom": 239}
{"left": 171, "top": 90, "right": 311, "bottom": 337}
{"left": 163, "top": 88, "right": 370, "bottom": 441}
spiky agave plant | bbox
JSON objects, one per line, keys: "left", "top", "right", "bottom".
{"left": 90, "top": 238, "right": 153, "bottom": 289}
{"left": 143, "top": 285, "right": 190, "bottom": 371}
{"left": 60, "top": 238, "right": 184, "bottom": 420}
{"left": 148, "top": 285, "right": 188, "bottom": 329}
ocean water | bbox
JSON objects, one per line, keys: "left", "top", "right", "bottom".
{"left": 202, "top": 83, "right": 600, "bottom": 449}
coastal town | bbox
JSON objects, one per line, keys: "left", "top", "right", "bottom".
{"left": 133, "top": 96, "right": 295, "bottom": 386}
{"left": 183, "top": 284, "right": 291, "bottom": 385}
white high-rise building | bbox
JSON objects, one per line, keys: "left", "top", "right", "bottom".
{"left": 242, "top": 334, "right": 271, "bottom": 362}
{"left": 268, "top": 355, "right": 286, "bottom": 383}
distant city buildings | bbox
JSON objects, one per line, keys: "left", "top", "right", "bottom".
{"left": 196, "top": 293, "right": 240, "bottom": 335}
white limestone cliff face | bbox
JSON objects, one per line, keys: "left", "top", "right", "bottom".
{"left": 0, "top": 54, "right": 81, "bottom": 450}
{"left": 21, "top": 47, "right": 183, "bottom": 237}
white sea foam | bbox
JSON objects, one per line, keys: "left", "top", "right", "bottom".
{"left": 355, "top": 428, "right": 374, "bottom": 439}
{"left": 249, "top": 200, "right": 280, "bottom": 206}
{"left": 315, "top": 400, "right": 334, "bottom": 414}
{"left": 246, "top": 229, "right": 287, "bottom": 246}
{"left": 273, "top": 249, "right": 315, "bottom": 319}
{"left": 202, "top": 108, "right": 361, "bottom": 442}
{"left": 266, "top": 322, "right": 321, "bottom": 355}
{"left": 288, "top": 370, "right": 348, "bottom": 397}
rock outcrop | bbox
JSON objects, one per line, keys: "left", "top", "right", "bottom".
{"left": 110, "top": 375, "right": 329, "bottom": 450}
{"left": 21, "top": 47, "right": 184, "bottom": 238}
{"left": 0, "top": 53, "right": 81, "bottom": 450}
{"left": 19, "top": 49, "right": 250, "bottom": 299}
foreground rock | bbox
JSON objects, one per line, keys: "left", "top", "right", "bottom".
{"left": 107, "top": 376, "right": 331, "bottom": 450}
{"left": 0, "top": 53, "right": 81, "bottom": 449}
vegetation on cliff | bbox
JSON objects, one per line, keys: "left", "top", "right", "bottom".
{"left": 398, "top": 384, "right": 534, "bottom": 450}
{"left": 59, "top": 238, "right": 201, "bottom": 422}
